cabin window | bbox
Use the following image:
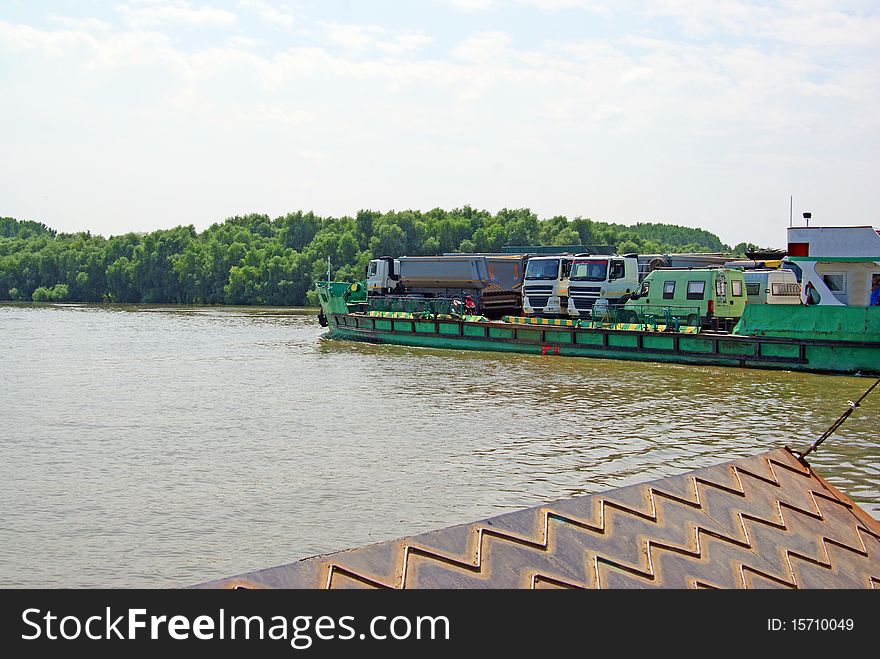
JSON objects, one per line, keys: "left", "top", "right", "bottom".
{"left": 571, "top": 260, "right": 607, "bottom": 281}
{"left": 771, "top": 283, "right": 801, "bottom": 296}
{"left": 686, "top": 281, "right": 705, "bottom": 300}
{"left": 610, "top": 260, "right": 625, "bottom": 280}
{"left": 368, "top": 262, "right": 377, "bottom": 277}
{"left": 822, "top": 272, "right": 846, "bottom": 294}
{"left": 731, "top": 280, "right": 743, "bottom": 297}
{"left": 662, "top": 281, "right": 675, "bottom": 299}
{"left": 746, "top": 283, "right": 760, "bottom": 296}
{"left": 525, "top": 259, "right": 560, "bottom": 280}
{"left": 715, "top": 277, "right": 727, "bottom": 297}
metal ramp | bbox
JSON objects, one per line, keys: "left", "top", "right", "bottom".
{"left": 194, "top": 448, "right": 880, "bottom": 589}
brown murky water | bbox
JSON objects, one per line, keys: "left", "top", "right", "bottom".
{"left": 1, "top": 303, "right": 877, "bottom": 586}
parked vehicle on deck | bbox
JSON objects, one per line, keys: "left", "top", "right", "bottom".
{"left": 522, "top": 255, "right": 574, "bottom": 318}
{"left": 365, "top": 254, "right": 526, "bottom": 317}
{"left": 623, "top": 267, "right": 747, "bottom": 331}
{"left": 742, "top": 269, "right": 801, "bottom": 305}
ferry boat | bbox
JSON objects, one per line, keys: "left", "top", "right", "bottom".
{"left": 316, "top": 224, "right": 880, "bottom": 376}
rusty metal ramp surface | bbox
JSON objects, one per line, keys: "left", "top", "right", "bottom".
{"left": 195, "top": 448, "right": 880, "bottom": 589}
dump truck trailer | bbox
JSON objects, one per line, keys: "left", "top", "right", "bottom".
{"left": 366, "top": 255, "right": 526, "bottom": 317}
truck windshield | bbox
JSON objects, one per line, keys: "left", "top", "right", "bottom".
{"left": 570, "top": 260, "right": 608, "bottom": 281}
{"left": 525, "top": 259, "right": 560, "bottom": 280}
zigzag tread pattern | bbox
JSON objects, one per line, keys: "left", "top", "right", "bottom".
{"left": 195, "top": 448, "right": 880, "bottom": 589}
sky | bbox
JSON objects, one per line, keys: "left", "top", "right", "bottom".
{"left": 2, "top": 1, "right": 879, "bottom": 248}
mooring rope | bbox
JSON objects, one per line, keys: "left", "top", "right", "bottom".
{"left": 795, "top": 377, "right": 880, "bottom": 460}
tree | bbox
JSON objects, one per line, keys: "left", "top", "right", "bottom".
{"left": 279, "top": 212, "right": 320, "bottom": 251}
{"left": 32, "top": 283, "right": 69, "bottom": 302}
{"left": 369, "top": 224, "right": 406, "bottom": 257}
{"left": 0, "top": 212, "right": 739, "bottom": 307}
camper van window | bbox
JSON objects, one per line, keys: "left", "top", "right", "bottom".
{"left": 822, "top": 273, "right": 846, "bottom": 294}
{"left": 686, "top": 281, "right": 705, "bottom": 300}
{"left": 731, "top": 280, "right": 743, "bottom": 297}
{"left": 662, "top": 281, "right": 675, "bottom": 299}
{"left": 771, "top": 283, "right": 800, "bottom": 296}
{"left": 746, "top": 283, "right": 760, "bottom": 296}
{"left": 715, "top": 278, "right": 727, "bottom": 297}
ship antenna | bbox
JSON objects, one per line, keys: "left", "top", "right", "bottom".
{"left": 327, "top": 256, "right": 332, "bottom": 283}
{"left": 794, "top": 377, "right": 880, "bottom": 461}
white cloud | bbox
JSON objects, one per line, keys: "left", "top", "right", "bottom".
{"left": 591, "top": 103, "right": 625, "bottom": 122}
{"left": 518, "top": 0, "right": 612, "bottom": 10}
{"left": 115, "top": 1, "right": 238, "bottom": 28}
{"left": 295, "top": 149, "right": 331, "bottom": 162}
{"left": 376, "top": 32, "right": 434, "bottom": 56}
{"left": 239, "top": 0, "right": 296, "bottom": 29}
{"left": 228, "top": 35, "right": 259, "bottom": 49}
{"left": 451, "top": 31, "right": 513, "bottom": 61}
{"left": 445, "top": 0, "right": 501, "bottom": 12}
{"left": 319, "top": 22, "right": 385, "bottom": 51}
{"left": 47, "top": 15, "right": 112, "bottom": 32}
{"left": 318, "top": 22, "right": 432, "bottom": 56}
{"left": 0, "top": 20, "right": 98, "bottom": 56}
{"left": 445, "top": 0, "right": 613, "bottom": 12}
{"left": 632, "top": 0, "right": 880, "bottom": 50}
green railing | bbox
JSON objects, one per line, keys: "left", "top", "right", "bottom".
{"left": 587, "top": 304, "right": 703, "bottom": 331}
{"left": 368, "top": 295, "right": 462, "bottom": 316}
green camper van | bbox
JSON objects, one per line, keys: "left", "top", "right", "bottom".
{"left": 623, "top": 267, "right": 747, "bottom": 330}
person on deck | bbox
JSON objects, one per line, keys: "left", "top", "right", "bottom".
{"left": 871, "top": 274, "right": 880, "bottom": 306}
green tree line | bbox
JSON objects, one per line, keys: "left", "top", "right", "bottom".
{"left": 0, "top": 208, "right": 754, "bottom": 306}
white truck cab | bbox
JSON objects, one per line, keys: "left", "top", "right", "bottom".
{"left": 522, "top": 255, "right": 573, "bottom": 317}
{"left": 366, "top": 257, "right": 400, "bottom": 295}
{"left": 567, "top": 255, "right": 639, "bottom": 318}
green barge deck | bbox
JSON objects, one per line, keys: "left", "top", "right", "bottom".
{"left": 317, "top": 282, "right": 880, "bottom": 376}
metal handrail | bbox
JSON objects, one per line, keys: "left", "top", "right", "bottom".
{"left": 589, "top": 304, "right": 703, "bottom": 329}
{"left": 367, "top": 295, "right": 470, "bottom": 316}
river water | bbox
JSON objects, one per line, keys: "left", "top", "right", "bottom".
{"left": 1, "top": 303, "right": 877, "bottom": 587}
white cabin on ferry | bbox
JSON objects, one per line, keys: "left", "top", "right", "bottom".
{"left": 784, "top": 223, "right": 880, "bottom": 307}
